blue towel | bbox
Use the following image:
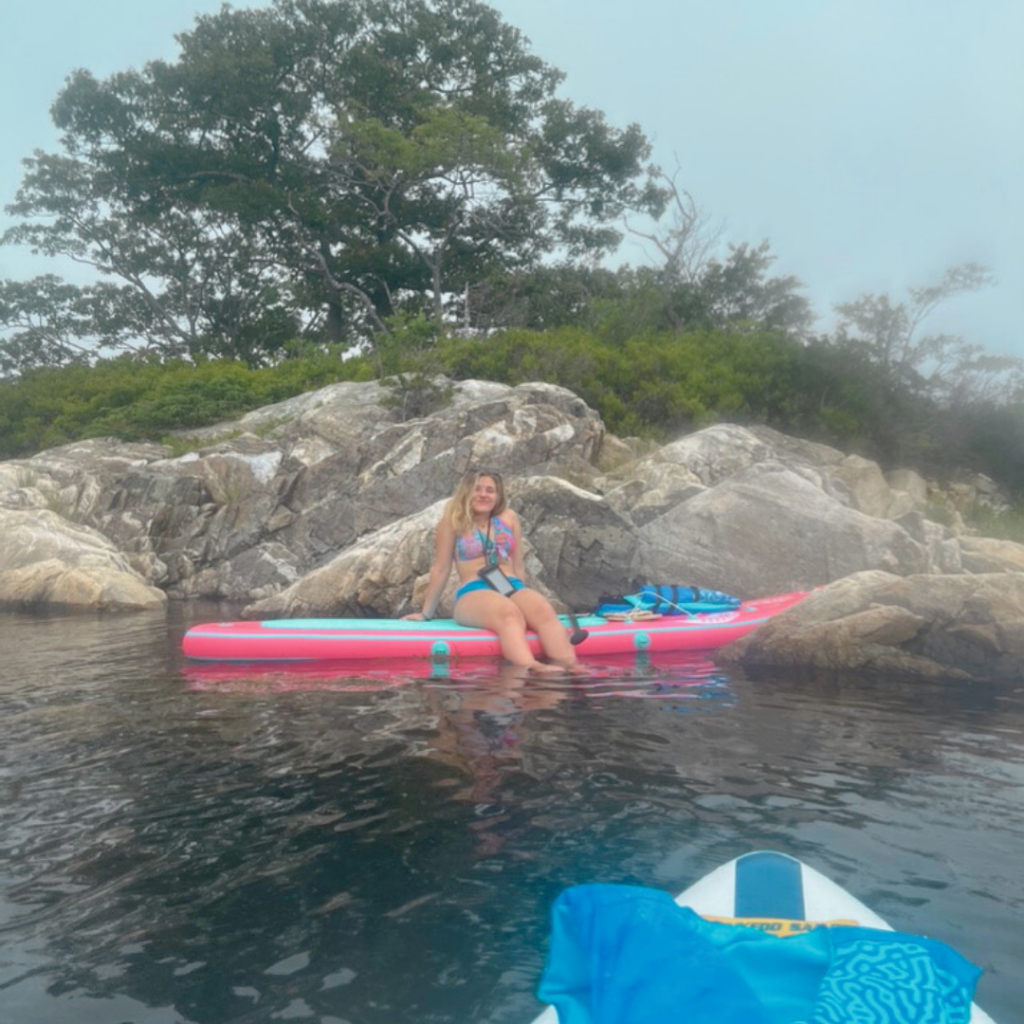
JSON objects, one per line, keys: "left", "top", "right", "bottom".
{"left": 537, "top": 884, "right": 981, "bottom": 1024}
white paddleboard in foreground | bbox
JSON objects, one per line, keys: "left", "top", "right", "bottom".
{"left": 530, "top": 849, "right": 994, "bottom": 1023}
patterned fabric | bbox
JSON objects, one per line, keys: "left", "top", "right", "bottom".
{"left": 811, "top": 932, "right": 977, "bottom": 1024}
{"left": 454, "top": 517, "right": 515, "bottom": 562}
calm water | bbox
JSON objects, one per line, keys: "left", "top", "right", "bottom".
{"left": 1, "top": 604, "right": 1022, "bottom": 1024}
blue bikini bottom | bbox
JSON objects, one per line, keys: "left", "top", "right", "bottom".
{"left": 455, "top": 576, "right": 524, "bottom": 601}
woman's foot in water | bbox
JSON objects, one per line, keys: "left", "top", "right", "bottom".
{"left": 548, "top": 658, "right": 587, "bottom": 675}
{"left": 526, "top": 660, "right": 569, "bottom": 675}
{"left": 561, "top": 661, "right": 588, "bottom": 675}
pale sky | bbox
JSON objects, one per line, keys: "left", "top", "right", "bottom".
{"left": 2, "top": 0, "right": 1021, "bottom": 355}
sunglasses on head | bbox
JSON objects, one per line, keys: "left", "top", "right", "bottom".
{"left": 466, "top": 467, "right": 502, "bottom": 482}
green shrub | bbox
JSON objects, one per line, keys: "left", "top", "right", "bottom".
{"left": 0, "top": 351, "right": 375, "bottom": 458}
{"left": 1, "top": 326, "right": 1020, "bottom": 509}
{"left": 925, "top": 497, "right": 957, "bottom": 528}
{"left": 963, "top": 503, "right": 1024, "bottom": 543}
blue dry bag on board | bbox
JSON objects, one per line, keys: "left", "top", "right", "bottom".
{"left": 597, "top": 585, "right": 741, "bottom": 617}
{"left": 637, "top": 585, "right": 741, "bottom": 612}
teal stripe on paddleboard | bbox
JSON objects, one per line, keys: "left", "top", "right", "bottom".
{"left": 735, "top": 851, "right": 804, "bottom": 919}
{"left": 258, "top": 616, "right": 608, "bottom": 631}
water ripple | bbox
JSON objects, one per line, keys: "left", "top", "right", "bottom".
{"left": 0, "top": 609, "right": 1022, "bottom": 1022}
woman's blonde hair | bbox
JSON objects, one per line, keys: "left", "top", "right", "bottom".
{"left": 445, "top": 469, "right": 508, "bottom": 534}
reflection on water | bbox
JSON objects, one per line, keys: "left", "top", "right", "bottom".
{"left": 1, "top": 604, "right": 1022, "bottom": 1023}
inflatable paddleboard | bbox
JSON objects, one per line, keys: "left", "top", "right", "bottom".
{"left": 182, "top": 591, "right": 807, "bottom": 662}
{"left": 530, "top": 849, "right": 994, "bottom": 1023}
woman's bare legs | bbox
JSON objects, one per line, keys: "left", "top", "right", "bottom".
{"left": 455, "top": 590, "right": 563, "bottom": 672}
{"left": 511, "top": 589, "right": 579, "bottom": 668}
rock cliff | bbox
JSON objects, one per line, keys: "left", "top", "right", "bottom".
{"left": 2, "top": 377, "right": 1021, "bottom": 681}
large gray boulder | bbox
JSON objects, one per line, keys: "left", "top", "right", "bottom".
{"left": 957, "top": 536, "right": 1024, "bottom": 574}
{"left": 0, "top": 508, "right": 166, "bottom": 611}
{"left": 501, "top": 476, "right": 640, "bottom": 609}
{"left": 631, "top": 423, "right": 845, "bottom": 489}
{"left": 0, "top": 379, "right": 604, "bottom": 604}
{"left": 633, "top": 462, "right": 933, "bottom": 596}
{"left": 830, "top": 454, "right": 918, "bottom": 518}
{"left": 245, "top": 502, "right": 446, "bottom": 619}
{"left": 246, "top": 476, "right": 639, "bottom": 618}
{"left": 606, "top": 423, "right": 931, "bottom": 521}
{"left": 721, "top": 570, "right": 1024, "bottom": 682}
{"left": 257, "top": 379, "right": 602, "bottom": 571}
{"left": 885, "top": 467, "right": 930, "bottom": 511}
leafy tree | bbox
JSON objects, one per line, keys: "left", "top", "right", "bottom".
{"left": 962, "top": 403, "right": 1024, "bottom": 497}
{"left": 459, "top": 263, "right": 625, "bottom": 332}
{"left": 695, "top": 241, "right": 814, "bottom": 337}
{"left": 2, "top": 0, "right": 659, "bottom": 373}
{"left": 4, "top": 131, "right": 302, "bottom": 368}
{"left": 624, "top": 171, "right": 813, "bottom": 339}
{"left": 624, "top": 169, "right": 720, "bottom": 331}
{"left": 825, "top": 263, "right": 1024, "bottom": 474}
{"left": 569, "top": 242, "right": 813, "bottom": 347}
{"left": 450, "top": 235, "right": 815, "bottom": 344}
{"left": 831, "top": 262, "right": 1019, "bottom": 403}
{"left": 0, "top": 276, "right": 149, "bottom": 376}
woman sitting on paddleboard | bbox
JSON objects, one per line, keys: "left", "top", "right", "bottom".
{"left": 404, "top": 469, "right": 577, "bottom": 673}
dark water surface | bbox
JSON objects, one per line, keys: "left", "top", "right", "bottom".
{"left": 1, "top": 604, "right": 1022, "bottom": 1023}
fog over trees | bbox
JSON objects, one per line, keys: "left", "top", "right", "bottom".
{"left": 1, "top": 0, "right": 1021, "bottom": 496}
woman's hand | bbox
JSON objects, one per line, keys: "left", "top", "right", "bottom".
{"left": 402, "top": 611, "right": 426, "bottom": 621}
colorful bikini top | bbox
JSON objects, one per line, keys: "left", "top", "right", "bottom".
{"left": 454, "top": 516, "right": 515, "bottom": 563}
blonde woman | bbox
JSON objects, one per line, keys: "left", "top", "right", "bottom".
{"left": 405, "top": 469, "right": 578, "bottom": 673}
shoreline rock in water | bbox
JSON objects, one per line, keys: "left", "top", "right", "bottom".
{"left": 1, "top": 377, "right": 1021, "bottom": 680}
{"left": 719, "top": 570, "right": 1024, "bottom": 685}
{"left": 0, "top": 508, "right": 166, "bottom": 611}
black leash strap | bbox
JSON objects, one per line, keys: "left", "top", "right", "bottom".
{"left": 567, "top": 610, "right": 588, "bottom": 645}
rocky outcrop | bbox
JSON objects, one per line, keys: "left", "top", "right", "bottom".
{"left": 0, "top": 508, "right": 166, "bottom": 611}
{"left": 720, "top": 571, "right": 1024, "bottom": 683}
{"left": 245, "top": 502, "right": 447, "bottom": 619}
{"left": 957, "top": 536, "right": 1024, "bottom": 574}
{"left": 248, "top": 476, "right": 640, "bottom": 618}
{"left": 0, "top": 379, "right": 604, "bottom": 608}
{"left": 2, "top": 377, "right": 1022, "bottom": 685}
{"left": 634, "top": 462, "right": 936, "bottom": 596}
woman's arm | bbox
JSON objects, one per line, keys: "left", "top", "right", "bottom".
{"left": 408, "top": 517, "right": 455, "bottom": 620}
